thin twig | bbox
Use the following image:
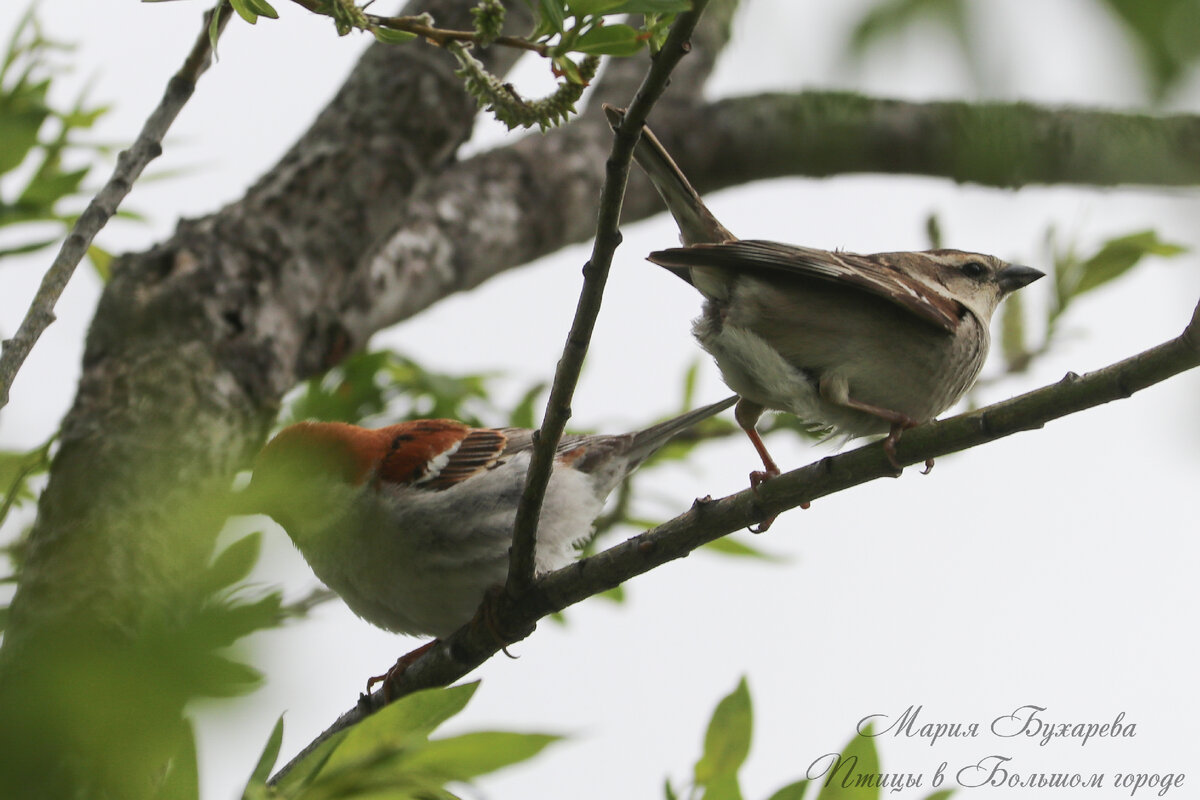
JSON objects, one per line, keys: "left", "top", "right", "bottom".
{"left": 283, "top": 0, "right": 550, "bottom": 55}
{"left": 366, "top": 14, "right": 550, "bottom": 55}
{"left": 505, "top": 0, "right": 714, "bottom": 596}
{"left": 269, "top": 297, "right": 1200, "bottom": 786}
{"left": 0, "top": 5, "right": 233, "bottom": 409}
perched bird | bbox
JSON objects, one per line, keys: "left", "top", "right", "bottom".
{"left": 242, "top": 397, "right": 735, "bottom": 643}
{"left": 606, "top": 105, "right": 1043, "bottom": 486}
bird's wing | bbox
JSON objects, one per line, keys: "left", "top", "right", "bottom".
{"left": 377, "top": 421, "right": 509, "bottom": 491}
{"left": 649, "top": 239, "right": 961, "bottom": 333}
{"left": 496, "top": 428, "right": 623, "bottom": 474}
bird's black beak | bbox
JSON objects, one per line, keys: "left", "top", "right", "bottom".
{"left": 998, "top": 264, "right": 1045, "bottom": 293}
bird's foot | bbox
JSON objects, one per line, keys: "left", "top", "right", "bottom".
{"left": 471, "top": 584, "right": 528, "bottom": 658}
{"left": 366, "top": 638, "right": 439, "bottom": 700}
{"left": 882, "top": 418, "right": 919, "bottom": 470}
{"left": 748, "top": 466, "right": 781, "bottom": 533}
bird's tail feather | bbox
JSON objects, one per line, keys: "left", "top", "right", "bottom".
{"left": 626, "top": 395, "right": 738, "bottom": 464}
{"left": 603, "top": 104, "right": 733, "bottom": 247}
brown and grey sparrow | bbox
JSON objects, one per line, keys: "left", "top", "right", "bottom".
{"left": 606, "top": 105, "right": 1043, "bottom": 490}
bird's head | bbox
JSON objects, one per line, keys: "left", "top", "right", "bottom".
{"left": 239, "top": 422, "right": 386, "bottom": 541}
{"left": 918, "top": 251, "right": 1044, "bottom": 323}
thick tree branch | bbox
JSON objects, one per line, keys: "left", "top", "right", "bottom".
{"left": 272, "top": 295, "right": 1200, "bottom": 783}
{"left": 0, "top": 4, "right": 232, "bottom": 410}
{"left": 647, "top": 91, "right": 1200, "bottom": 197}
{"left": 505, "top": 1, "right": 713, "bottom": 594}
{"left": 350, "top": 91, "right": 1200, "bottom": 343}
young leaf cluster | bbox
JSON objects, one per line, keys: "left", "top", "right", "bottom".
{"left": 1000, "top": 228, "right": 1187, "bottom": 373}
{"left": 247, "top": 681, "right": 558, "bottom": 799}
{"left": 666, "top": 678, "right": 954, "bottom": 800}
{"left": 846, "top": 0, "right": 1200, "bottom": 102}
{"left": 282, "top": 348, "right": 545, "bottom": 429}
{"left": 0, "top": 7, "right": 113, "bottom": 274}
{"left": 162, "top": 0, "right": 692, "bottom": 129}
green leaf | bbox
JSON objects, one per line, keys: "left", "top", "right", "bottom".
{"left": 270, "top": 731, "right": 344, "bottom": 795}
{"left": 534, "top": 0, "right": 566, "bottom": 38}
{"left": 598, "top": 583, "right": 625, "bottom": 604}
{"left": 571, "top": 22, "right": 645, "bottom": 56}
{"left": 160, "top": 722, "right": 201, "bottom": 800}
{"left": 566, "top": 0, "right": 628, "bottom": 14}
{"left": 920, "top": 791, "right": 955, "bottom": 800}
{"left": 508, "top": 382, "right": 547, "bottom": 429}
{"left": 847, "top": 0, "right": 968, "bottom": 57}
{"left": 0, "top": 108, "right": 46, "bottom": 175}
{"left": 1074, "top": 229, "right": 1186, "bottom": 296}
{"left": 373, "top": 26, "right": 418, "bottom": 43}
{"left": 602, "top": 0, "right": 691, "bottom": 12}
{"left": 0, "top": 438, "right": 53, "bottom": 529}
{"left": 1099, "top": 0, "right": 1200, "bottom": 99}
{"left": 87, "top": 244, "right": 113, "bottom": 281}
{"left": 209, "top": 1, "right": 225, "bottom": 52}
{"left": 767, "top": 779, "right": 811, "bottom": 800}
{"left": 554, "top": 54, "right": 585, "bottom": 84}
{"left": 206, "top": 532, "right": 262, "bottom": 591}
{"left": 813, "top": 725, "right": 881, "bottom": 800}
{"left": 999, "top": 287, "right": 1030, "bottom": 372}
{"left": 242, "top": 0, "right": 278, "bottom": 19}
{"left": 702, "top": 773, "right": 743, "bottom": 800}
{"left": 317, "top": 682, "right": 481, "bottom": 779}
{"left": 241, "top": 715, "right": 284, "bottom": 797}
{"left": 0, "top": 237, "right": 59, "bottom": 258}
{"left": 228, "top": 0, "right": 259, "bottom": 24}
{"left": 399, "top": 731, "right": 560, "bottom": 781}
{"left": 702, "top": 535, "right": 783, "bottom": 562}
{"left": 693, "top": 677, "right": 752, "bottom": 791}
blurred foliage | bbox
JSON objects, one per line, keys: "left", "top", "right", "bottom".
{"left": 249, "top": 680, "right": 559, "bottom": 799}
{"left": 998, "top": 227, "right": 1187, "bottom": 374}
{"left": 0, "top": 6, "right": 113, "bottom": 276}
{"left": 283, "top": 348, "right": 546, "bottom": 429}
{"left": 1099, "top": 0, "right": 1200, "bottom": 100}
{"left": 664, "top": 678, "right": 955, "bottom": 800}
{"left": 848, "top": 0, "right": 1200, "bottom": 101}
{"left": 0, "top": 433, "right": 52, "bottom": 534}
{"left": 847, "top": 0, "right": 980, "bottom": 84}
{"left": 0, "top": 496, "right": 284, "bottom": 799}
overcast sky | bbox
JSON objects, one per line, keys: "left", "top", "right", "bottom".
{"left": 2, "top": 2, "right": 1198, "bottom": 799}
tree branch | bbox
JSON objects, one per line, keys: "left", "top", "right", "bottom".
{"left": 272, "top": 295, "right": 1200, "bottom": 784}
{"left": 505, "top": 1, "right": 713, "bottom": 594}
{"left": 0, "top": 4, "right": 232, "bottom": 410}
{"left": 642, "top": 91, "right": 1200, "bottom": 198}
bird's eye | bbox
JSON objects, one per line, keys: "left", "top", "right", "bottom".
{"left": 961, "top": 261, "right": 988, "bottom": 279}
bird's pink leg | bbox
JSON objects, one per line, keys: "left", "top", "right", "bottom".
{"left": 367, "top": 639, "right": 438, "bottom": 699}
{"left": 735, "top": 399, "right": 780, "bottom": 532}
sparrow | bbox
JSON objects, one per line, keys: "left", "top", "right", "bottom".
{"left": 605, "top": 105, "right": 1044, "bottom": 485}
{"left": 241, "top": 397, "right": 735, "bottom": 644}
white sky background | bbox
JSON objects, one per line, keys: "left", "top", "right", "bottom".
{"left": 2, "top": 1, "right": 1199, "bottom": 799}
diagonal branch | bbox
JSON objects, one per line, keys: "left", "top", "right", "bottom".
{"left": 504, "top": 0, "right": 714, "bottom": 594}
{"left": 0, "top": 4, "right": 232, "bottom": 410}
{"left": 271, "top": 295, "right": 1200, "bottom": 783}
